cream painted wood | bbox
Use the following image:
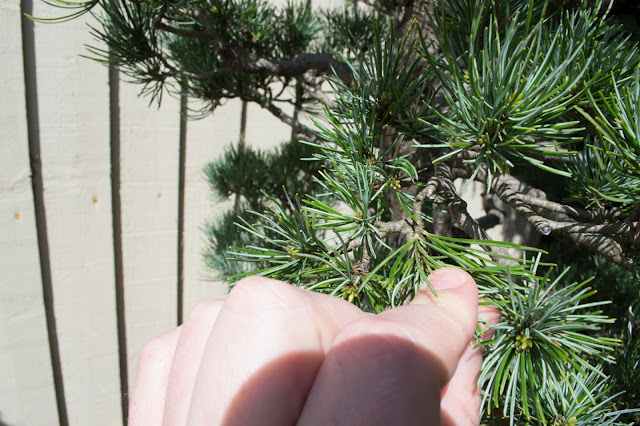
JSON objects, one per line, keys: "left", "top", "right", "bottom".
{"left": 182, "top": 98, "right": 294, "bottom": 316}
{"left": 31, "top": 4, "right": 122, "bottom": 425}
{"left": 181, "top": 99, "right": 242, "bottom": 315}
{"left": 0, "top": 3, "right": 59, "bottom": 425}
{"left": 245, "top": 102, "right": 296, "bottom": 148}
{"left": 119, "top": 82, "right": 180, "bottom": 389}
{"left": 270, "top": 0, "right": 344, "bottom": 7}
{"left": 312, "top": 0, "right": 345, "bottom": 9}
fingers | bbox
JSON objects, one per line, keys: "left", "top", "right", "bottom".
{"left": 403, "top": 267, "right": 480, "bottom": 382}
{"left": 130, "top": 269, "right": 492, "bottom": 426}
{"left": 440, "top": 341, "right": 483, "bottom": 426}
{"left": 440, "top": 299, "right": 502, "bottom": 425}
{"left": 128, "top": 327, "right": 182, "bottom": 426}
{"left": 162, "top": 299, "right": 224, "bottom": 426}
{"left": 298, "top": 267, "right": 479, "bottom": 426}
{"left": 186, "top": 277, "right": 364, "bottom": 426}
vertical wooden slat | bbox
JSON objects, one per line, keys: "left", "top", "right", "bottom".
{"left": 177, "top": 94, "right": 188, "bottom": 325}
{"left": 108, "top": 63, "right": 129, "bottom": 425}
{"left": 118, "top": 81, "right": 180, "bottom": 390}
{"left": 239, "top": 101, "right": 248, "bottom": 146}
{"left": 0, "top": 3, "right": 59, "bottom": 425}
{"left": 30, "top": 3, "right": 122, "bottom": 424}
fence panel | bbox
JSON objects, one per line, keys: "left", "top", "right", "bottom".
{"left": 182, "top": 97, "right": 296, "bottom": 315}
{"left": 31, "top": 3, "right": 121, "bottom": 424}
{"left": 182, "top": 99, "right": 242, "bottom": 315}
{"left": 3, "top": 1, "right": 344, "bottom": 425}
{"left": 0, "top": 2, "right": 59, "bottom": 425}
{"left": 119, "top": 81, "right": 181, "bottom": 392}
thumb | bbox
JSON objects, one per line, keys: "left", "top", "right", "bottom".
{"left": 406, "top": 266, "right": 479, "bottom": 384}
{"left": 298, "top": 267, "right": 479, "bottom": 426}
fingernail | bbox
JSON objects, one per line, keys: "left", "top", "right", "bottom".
{"left": 425, "top": 267, "right": 470, "bottom": 290}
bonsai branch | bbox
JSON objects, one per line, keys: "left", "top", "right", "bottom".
{"left": 484, "top": 173, "right": 636, "bottom": 268}
{"left": 515, "top": 193, "right": 626, "bottom": 223}
{"left": 250, "top": 94, "right": 319, "bottom": 143}
{"left": 422, "top": 162, "right": 519, "bottom": 266}
{"left": 152, "top": 10, "right": 352, "bottom": 83}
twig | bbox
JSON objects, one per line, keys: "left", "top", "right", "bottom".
{"left": 413, "top": 180, "right": 438, "bottom": 231}
{"left": 161, "top": 67, "right": 233, "bottom": 80}
{"left": 490, "top": 178, "right": 553, "bottom": 236}
{"left": 376, "top": 219, "right": 414, "bottom": 242}
{"left": 560, "top": 232, "right": 628, "bottom": 267}
{"left": 250, "top": 94, "right": 319, "bottom": 143}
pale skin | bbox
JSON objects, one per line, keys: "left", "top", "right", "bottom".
{"left": 128, "top": 267, "right": 499, "bottom": 426}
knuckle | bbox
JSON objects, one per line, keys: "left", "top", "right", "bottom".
{"left": 228, "top": 276, "right": 298, "bottom": 310}
{"left": 185, "top": 298, "right": 224, "bottom": 325}
{"left": 232, "top": 276, "right": 275, "bottom": 295}
{"left": 138, "top": 330, "right": 176, "bottom": 365}
{"left": 338, "top": 316, "right": 402, "bottom": 343}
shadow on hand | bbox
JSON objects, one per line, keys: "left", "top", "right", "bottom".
{"left": 221, "top": 333, "right": 448, "bottom": 426}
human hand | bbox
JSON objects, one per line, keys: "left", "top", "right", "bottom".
{"left": 128, "top": 267, "right": 498, "bottom": 426}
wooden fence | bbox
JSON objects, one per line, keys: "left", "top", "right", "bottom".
{"left": 0, "top": 1, "right": 300, "bottom": 425}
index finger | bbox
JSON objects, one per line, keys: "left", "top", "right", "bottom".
{"left": 186, "top": 277, "right": 365, "bottom": 425}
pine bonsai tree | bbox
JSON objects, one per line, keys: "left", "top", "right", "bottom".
{"left": 44, "top": 0, "right": 640, "bottom": 423}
